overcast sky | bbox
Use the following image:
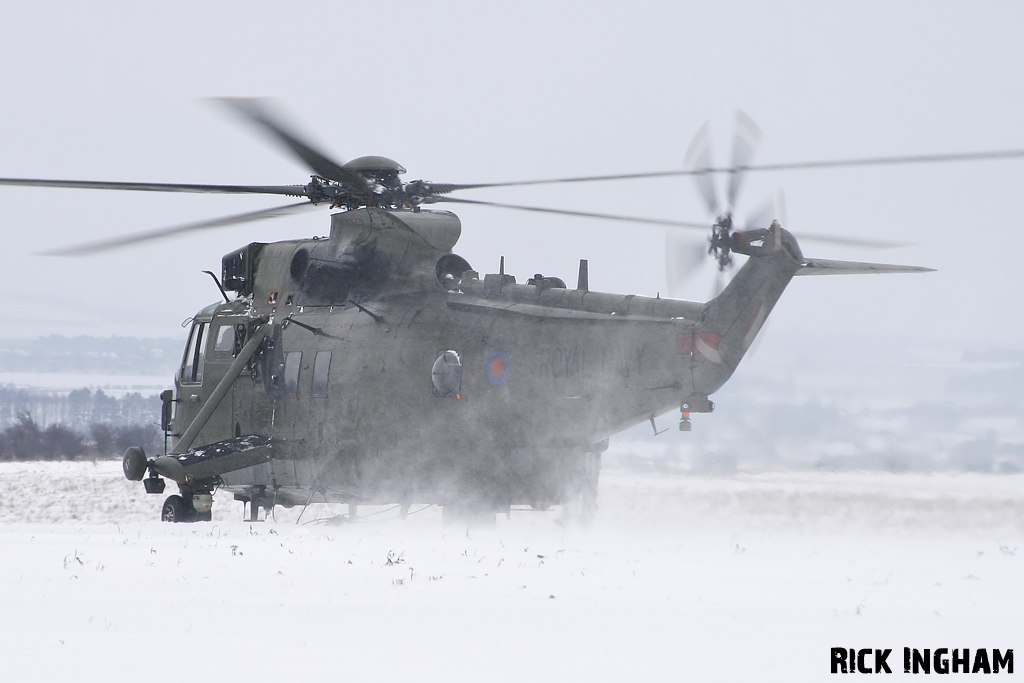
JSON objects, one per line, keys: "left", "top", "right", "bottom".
{"left": 0, "top": 1, "right": 1021, "bottom": 351}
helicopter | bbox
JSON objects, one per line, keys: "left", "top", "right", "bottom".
{"left": 8, "top": 99, "right": 1001, "bottom": 525}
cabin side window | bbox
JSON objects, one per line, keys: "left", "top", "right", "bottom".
{"left": 284, "top": 351, "right": 302, "bottom": 398}
{"left": 180, "top": 321, "right": 209, "bottom": 384}
{"left": 312, "top": 350, "right": 332, "bottom": 398}
{"left": 213, "top": 324, "right": 236, "bottom": 355}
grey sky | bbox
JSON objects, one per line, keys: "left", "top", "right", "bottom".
{"left": 0, "top": 1, "right": 1020, "bottom": 347}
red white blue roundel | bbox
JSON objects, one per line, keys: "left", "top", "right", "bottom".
{"left": 484, "top": 350, "right": 511, "bottom": 387}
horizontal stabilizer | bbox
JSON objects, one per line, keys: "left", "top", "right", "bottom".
{"left": 794, "top": 258, "right": 935, "bottom": 276}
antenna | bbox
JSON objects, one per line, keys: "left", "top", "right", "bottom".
{"left": 577, "top": 259, "right": 589, "bottom": 291}
{"left": 202, "top": 270, "right": 230, "bottom": 303}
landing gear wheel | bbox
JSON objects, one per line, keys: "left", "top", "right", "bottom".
{"left": 161, "top": 495, "right": 189, "bottom": 523}
{"left": 122, "top": 446, "right": 148, "bottom": 481}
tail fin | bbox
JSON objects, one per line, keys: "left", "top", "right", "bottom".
{"left": 688, "top": 223, "right": 932, "bottom": 396}
{"left": 690, "top": 223, "right": 802, "bottom": 395}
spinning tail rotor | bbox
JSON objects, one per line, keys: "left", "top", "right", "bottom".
{"left": 685, "top": 111, "right": 765, "bottom": 273}
{"left": 669, "top": 112, "right": 773, "bottom": 297}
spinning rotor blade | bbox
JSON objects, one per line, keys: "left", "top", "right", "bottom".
{"left": 43, "top": 201, "right": 316, "bottom": 256}
{"left": 431, "top": 196, "right": 710, "bottom": 230}
{"left": 737, "top": 190, "right": 897, "bottom": 247}
{"left": 11, "top": 95, "right": 991, "bottom": 260}
{"left": 684, "top": 122, "right": 720, "bottom": 215}
{"left": 664, "top": 233, "right": 708, "bottom": 299}
{"left": 431, "top": 148, "right": 1024, "bottom": 191}
{"left": 743, "top": 198, "right": 775, "bottom": 232}
{"left": 726, "top": 111, "right": 761, "bottom": 210}
{"left": 785, "top": 231, "right": 908, "bottom": 250}
{"left": 742, "top": 189, "right": 787, "bottom": 232}
{"left": 417, "top": 173, "right": 700, "bottom": 193}
{"left": 436, "top": 197, "right": 903, "bottom": 247}
{"left": 732, "top": 149, "right": 1024, "bottom": 174}
{"left": 0, "top": 177, "right": 307, "bottom": 196}
{"left": 214, "top": 98, "right": 368, "bottom": 191}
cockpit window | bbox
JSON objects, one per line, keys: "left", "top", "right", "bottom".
{"left": 213, "top": 325, "right": 236, "bottom": 354}
{"left": 180, "top": 321, "right": 208, "bottom": 383}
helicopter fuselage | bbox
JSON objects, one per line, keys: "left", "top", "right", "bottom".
{"left": 153, "top": 207, "right": 795, "bottom": 512}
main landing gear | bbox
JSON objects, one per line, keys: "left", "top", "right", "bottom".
{"left": 123, "top": 446, "right": 216, "bottom": 523}
{"left": 161, "top": 492, "right": 214, "bottom": 523}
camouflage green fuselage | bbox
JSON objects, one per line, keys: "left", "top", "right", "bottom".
{"left": 167, "top": 208, "right": 797, "bottom": 507}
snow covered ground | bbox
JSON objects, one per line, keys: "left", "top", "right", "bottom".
{"left": 1, "top": 460, "right": 1021, "bottom": 681}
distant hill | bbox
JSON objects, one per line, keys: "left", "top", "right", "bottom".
{"left": 0, "top": 337, "right": 178, "bottom": 442}
{"left": 0, "top": 336, "right": 182, "bottom": 376}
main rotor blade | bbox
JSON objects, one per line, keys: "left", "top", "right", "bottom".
{"left": 42, "top": 200, "right": 316, "bottom": 256}
{"left": 437, "top": 197, "right": 903, "bottom": 248}
{"left": 784, "top": 231, "right": 909, "bottom": 250}
{"left": 436, "top": 148, "right": 1024, "bottom": 190}
{"left": 735, "top": 149, "right": 1024, "bottom": 174}
{"left": 0, "top": 177, "right": 308, "bottom": 196}
{"left": 726, "top": 111, "right": 761, "bottom": 210}
{"left": 431, "top": 196, "right": 711, "bottom": 230}
{"left": 214, "top": 98, "right": 368, "bottom": 191}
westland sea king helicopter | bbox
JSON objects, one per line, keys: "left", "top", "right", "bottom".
{"left": 8, "top": 100, "right": 1013, "bottom": 524}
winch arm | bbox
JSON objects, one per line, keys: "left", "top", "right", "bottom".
{"left": 172, "top": 323, "right": 272, "bottom": 454}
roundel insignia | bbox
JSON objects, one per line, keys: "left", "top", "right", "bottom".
{"left": 484, "top": 350, "right": 511, "bottom": 387}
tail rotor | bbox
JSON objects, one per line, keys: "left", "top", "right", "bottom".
{"left": 672, "top": 111, "right": 777, "bottom": 297}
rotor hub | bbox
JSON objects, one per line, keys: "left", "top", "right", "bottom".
{"left": 708, "top": 213, "right": 735, "bottom": 270}
{"left": 342, "top": 156, "right": 406, "bottom": 190}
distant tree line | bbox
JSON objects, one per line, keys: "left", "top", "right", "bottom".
{"left": 0, "top": 412, "right": 162, "bottom": 461}
{"left": 0, "top": 387, "right": 164, "bottom": 460}
{"left": 0, "top": 387, "right": 161, "bottom": 432}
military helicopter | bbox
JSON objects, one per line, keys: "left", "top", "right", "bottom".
{"left": 10, "top": 100, "right": 1013, "bottom": 524}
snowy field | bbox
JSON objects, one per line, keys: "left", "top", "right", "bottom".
{"left": 1, "top": 460, "right": 1021, "bottom": 682}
